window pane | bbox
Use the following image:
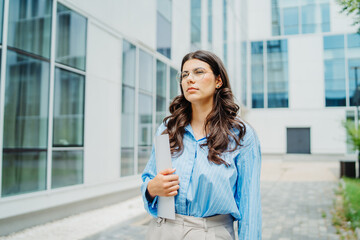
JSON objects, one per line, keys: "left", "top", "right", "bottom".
{"left": 122, "top": 40, "right": 136, "bottom": 87}
{"left": 241, "top": 42, "right": 247, "bottom": 106}
{"left": 138, "top": 93, "right": 152, "bottom": 174}
{"left": 223, "top": 0, "right": 227, "bottom": 66}
{"left": 267, "top": 40, "right": 288, "bottom": 108}
{"left": 3, "top": 50, "right": 49, "bottom": 148}
{"left": 121, "top": 148, "right": 134, "bottom": 177}
{"left": 347, "top": 34, "right": 360, "bottom": 106}
{"left": 301, "top": 1, "right": 330, "bottom": 34}
{"left": 121, "top": 85, "right": 135, "bottom": 176}
{"left": 138, "top": 146, "right": 151, "bottom": 174}
{"left": 139, "top": 50, "right": 153, "bottom": 93}
{"left": 208, "top": 0, "right": 213, "bottom": 44}
{"left": 170, "top": 67, "right": 178, "bottom": 100}
{"left": 157, "top": 0, "right": 172, "bottom": 58}
{"left": 251, "top": 42, "right": 264, "bottom": 108}
{"left": 2, "top": 151, "right": 47, "bottom": 197}
{"left": 321, "top": 3, "right": 330, "bottom": 32}
{"left": 283, "top": 7, "right": 299, "bottom": 35}
{"left": 271, "top": 0, "right": 281, "bottom": 36}
{"left": 323, "top": 35, "right": 346, "bottom": 106}
{"left": 138, "top": 93, "right": 152, "bottom": 147}
{"left": 0, "top": 0, "right": 4, "bottom": 44}
{"left": 56, "top": 3, "right": 87, "bottom": 71}
{"left": 191, "top": 0, "right": 201, "bottom": 49}
{"left": 301, "top": 4, "right": 316, "bottom": 33}
{"left": 121, "top": 86, "right": 135, "bottom": 148}
{"left": 8, "top": 0, "right": 52, "bottom": 58}
{"left": 51, "top": 150, "right": 83, "bottom": 189}
{"left": 156, "top": 60, "right": 167, "bottom": 125}
{"left": 53, "top": 68, "right": 85, "bottom": 146}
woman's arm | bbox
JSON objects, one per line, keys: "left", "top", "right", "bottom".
{"left": 235, "top": 127, "right": 262, "bottom": 239}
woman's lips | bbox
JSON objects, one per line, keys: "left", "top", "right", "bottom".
{"left": 187, "top": 87, "right": 198, "bottom": 92}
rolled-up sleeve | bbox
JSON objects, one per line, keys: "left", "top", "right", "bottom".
{"left": 141, "top": 144, "right": 158, "bottom": 217}
{"left": 235, "top": 127, "right": 262, "bottom": 239}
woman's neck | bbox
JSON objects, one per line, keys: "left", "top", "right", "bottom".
{"left": 190, "top": 100, "right": 213, "bottom": 138}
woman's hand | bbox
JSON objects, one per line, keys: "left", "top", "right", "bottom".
{"left": 147, "top": 168, "right": 179, "bottom": 199}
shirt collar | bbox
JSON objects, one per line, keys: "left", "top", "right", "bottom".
{"left": 184, "top": 123, "right": 207, "bottom": 142}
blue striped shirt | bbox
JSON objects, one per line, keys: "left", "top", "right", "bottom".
{"left": 141, "top": 121, "right": 262, "bottom": 239}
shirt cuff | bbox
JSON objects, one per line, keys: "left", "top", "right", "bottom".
{"left": 141, "top": 178, "right": 158, "bottom": 217}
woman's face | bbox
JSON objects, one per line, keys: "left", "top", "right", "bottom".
{"left": 181, "top": 59, "right": 222, "bottom": 105}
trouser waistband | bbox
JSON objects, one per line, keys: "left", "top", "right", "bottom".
{"left": 156, "top": 214, "right": 234, "bottom": 231}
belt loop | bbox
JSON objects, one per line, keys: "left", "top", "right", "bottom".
{"left": 204, "top": 218, "right": 208, "bottom": 232}
{"left": 156, "top": 217, "right": 164, "bottom": 227}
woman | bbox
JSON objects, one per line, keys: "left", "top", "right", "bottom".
{"left": 141, "top": 50, "right": 262, "bottom": 239}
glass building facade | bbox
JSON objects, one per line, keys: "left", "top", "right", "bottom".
{"left": 2, "top": 1, "right": 87, "bottom": 197}
{"left": 323, "top": 34, "right": 360, "bottom": 107}
{"left": 272, "top": 0, "right": 330, "bottom": 36}
{"left": 156, "top": 0, "right": 172, "bottom": 59}
{"left": 250, "top": 40, "right": 288, "bottom": 109}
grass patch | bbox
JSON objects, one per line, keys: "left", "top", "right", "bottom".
{"left": 343, "top": 177, "right": 360, "bottom": 230}
{"left": 331, "top": 180, "right": 358, "bottom": 239}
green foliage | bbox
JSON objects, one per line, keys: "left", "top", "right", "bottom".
{"left": 337, "top": 0, "right": 360, "bottom": 33}
{"left": 343, "top": 120, "right": 360, "bottom": 151}
{"left": 343, "top": 177, "right": 360, "bottom": 229}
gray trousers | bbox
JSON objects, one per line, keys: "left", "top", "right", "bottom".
{"left": 146, "top": 214, "right": 235, "bottom": 240}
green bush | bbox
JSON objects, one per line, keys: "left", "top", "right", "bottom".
{"left": 343, "top": 177, "right": 360, "bottom": 229}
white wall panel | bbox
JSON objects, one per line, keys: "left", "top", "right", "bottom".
{"left": 84, "top": 23, "right": 122, "bottom": 184}
{"left": 62, "top": 0, "right": 156, "bottom": 49}
{"left": 245, "top": 108, "right": 347, "bottom": 154}
{"left": 248, "top": 0, "right": 271, "bottom": 40}
{"left": 288, "top": 35, "right": 325, "bottom": 109}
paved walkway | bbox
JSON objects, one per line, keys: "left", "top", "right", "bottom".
{"left": 0, "top": 157, "right": 341, "bottom": 240}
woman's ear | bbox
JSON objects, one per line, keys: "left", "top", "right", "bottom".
{"left": 216, "top": 76, "right": 223, "bottom": 88}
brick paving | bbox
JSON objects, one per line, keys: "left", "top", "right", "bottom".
{"left": 86, "top": 158, "right": 341, "bottom": 240}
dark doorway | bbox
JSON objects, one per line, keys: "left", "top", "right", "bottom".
{"left": 287, "top": 128, "right": 311, "bottom": 154}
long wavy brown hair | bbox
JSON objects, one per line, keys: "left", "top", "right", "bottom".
{"left": 162, "top": 50, "right": 246, "bottom": 166}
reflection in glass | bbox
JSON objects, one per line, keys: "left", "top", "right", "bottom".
{"left": 138, "top": 93, "right": 152, "bottom": 147}
{"left": 157, "top": 0, "right": 172, "bottom": 58}
{"left": 156, "top": 60, "right": 167, "bottom": 125}
{"left": 272, "top": 0, "right": 330, "bottom": 36}
{"left": 267, "top": 40, "right": 288, "bottom": 108}
{"left": 271, "top": 0, "right": 281, "bottom": 36}
{"left": 170, "top": 67, "right": 178, "bottom": 100}
{"left": 138, "top": 147, "right": 152, "bottom": 174}
{"left": 4, "top": 50, "right": 49, "bottom": 148}
{"left": 251, "top": 42, "right": 264, "bottom": 108}
{"left": 52, "top": 151, "right": 83, "bottom": 188}
{"left": 223, "top": 0, "right": 228, "bottom": 66}
{"left": 301, "top": 1, "right": 330, "bottom": 34}
{"left": 324, "top": 35, "right": 346, "bottom": 106}
{"left": 283, "top": 7, "right": 298, "bottom": 35}
{"left": 139, "top": 50, "right": 153, "bottom": 93}
{"left": 208, "top": 0, "right": 213, "bottom": 46}
{"left": 191, "top": 0, "right": 201, "bottom": 50}
{"left": 122, "top": 40, "right": 136, "bottom": 87}
{"left": 121, "top": 86, "right": 135, "bottom": 176}
{"left": 138, "top": 93, "right": 152, "bottom": 174}
{"left": 0, "top": 0, "right": 4, "bottom": 44}
{"left": 241, "top": 42, "right": 247, "bottom": 106}
{"left": 53, "top": 68, "right": 85, "bottom": 146}
{"left": 347, "top": 34, "right": 360, "bottom": 106}
{"left": 56, "top": 3, "right": 87, "bottom": 71}
{"left": 8, "top": 0, "right": 52, "bottom": 58}
{"left": 2, "top": 151, "right": 47, "bottom": 197}
{"left": 121, "top": 148, "right": 134, "bottom": 176}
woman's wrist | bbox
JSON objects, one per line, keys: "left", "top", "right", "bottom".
{"left": 147, "top": 179, "right": 156, "bottom": 199}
